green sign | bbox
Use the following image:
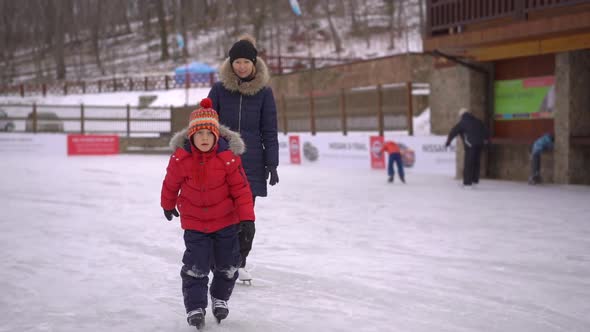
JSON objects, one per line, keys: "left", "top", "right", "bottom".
{"left": 494, "top": 76, "right": 555, "bottom": 120}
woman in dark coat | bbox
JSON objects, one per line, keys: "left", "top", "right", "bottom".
{"left": 208, "top": 35, "right": 279, "bottom": 283}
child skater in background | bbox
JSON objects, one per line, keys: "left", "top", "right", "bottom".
{"left": 160, "top": 98, "right": 254, "bottom": 329}
{"left": 379, "top": 140, "right": 406, "bottom": 183}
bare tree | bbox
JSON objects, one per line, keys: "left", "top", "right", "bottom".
{"left": 155, "top": 0, "right": 169, "bottom": 61}
{"left": 53, "top": 1, "right": 67, "bottom": 79}
{"left": 179, "top": 0, "right": 190, "bottom": 58}
{"left": 246, "top": 0, "right": 269, "bottom": 43}
{"left": 347, "top": 0, "right": 360, "bottom": 34}
{"left": 321, "top": 0, "right": 342, "bottom": 54}
{"left": 383, "top": 0, "right": 396, "bottom": 49}
{"left": 91, "top": 0, "right": 105, "bottom": 74}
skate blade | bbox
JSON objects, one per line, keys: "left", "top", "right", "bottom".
{"left": 239, "top": 279, "right": 252, "bottom": 285}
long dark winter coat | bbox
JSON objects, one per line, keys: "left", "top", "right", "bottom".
{"left": 207, "top": 57, "right": 279, "bottom": 197}
{"left": 445, "top": 112, "right": 490, "bottom": 148}
{"left": 161, "top": 125, "right": 255, "bottom": 233}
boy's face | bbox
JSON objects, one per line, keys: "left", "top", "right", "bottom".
{"left": 192, "top": 129, "right": 216, "bottom": 152}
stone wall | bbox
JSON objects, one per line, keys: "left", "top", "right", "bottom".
{"left": 487, "top": 144, "right": 554, "bottom": 182}
{"left": 270, "top": 53, "right": 432, "bottom": 97}
{"left": 429, "top": 63, "right": 489, "bottom": 179}
{"left": 555, "top": 49, "right": 590, "bottom": 184}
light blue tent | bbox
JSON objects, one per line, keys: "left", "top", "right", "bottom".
{"left": 174, "top": 62, "right": 217, "bottom": 84}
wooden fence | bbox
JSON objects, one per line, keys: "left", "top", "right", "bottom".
{"left": 0, "top": 83, "right": 428, "bottom": 139}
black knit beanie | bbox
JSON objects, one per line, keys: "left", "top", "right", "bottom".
{"left": 229, "top": 39, "right": 257, "bottom": 65}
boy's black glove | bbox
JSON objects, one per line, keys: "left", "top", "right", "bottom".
{"left": 239, "top": 221, "right": 255, "bottom": 241}
{"left": 266, "top": 166, "right": 279, "bottom": 186}
{"left": 163, "top": 208, "right": 179, "bottom": 221}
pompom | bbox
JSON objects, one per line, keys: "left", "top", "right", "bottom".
{"left": 200, "top": 98, "right": 212, "bottom": 108}
{"left": 238, "top": 34, "right": 256, "bottom": 47}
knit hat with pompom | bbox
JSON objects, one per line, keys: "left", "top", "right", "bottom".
{"left": 187, "top": 98, "right": 219, "bottom": 143}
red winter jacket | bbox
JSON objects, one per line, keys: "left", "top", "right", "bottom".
{"left": 379, "top": 141, "right": 400, "bottom": 154}
{"left": 161, "top": 126, "right": 255, "bottom": 233}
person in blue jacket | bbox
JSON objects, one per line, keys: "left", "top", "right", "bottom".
{"left": 208, "top": 34, "right": 279, "bottom": 283}
{"left": 529, "top": 133, "right": 554, "bottom": 185}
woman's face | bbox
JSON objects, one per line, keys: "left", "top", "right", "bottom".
{"left": 232, "top": 58, "right": 255, "bottom": 78}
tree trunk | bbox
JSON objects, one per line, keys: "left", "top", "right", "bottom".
{"left": 385, "top": 0, "right": 396, "bottom": 49}
{"left": 323, "top": 1, "right": 342, "bottom": 54}
{"left": 54, "top": 2, "right": 66, "bottom": 79}
{"left": 92, "top": 0, "right": 104, "bottom": 75}
{"left": 156, "top": 0, "right": 169, "bottom": 61}
{"left": 418, "top": 0, "right": 426, "bottom": 38}
{"left": 180, "top": 0, "right": 189, "bottom": 58}
{"left": 348, "top": 0, "right": 359, "bottom": 34}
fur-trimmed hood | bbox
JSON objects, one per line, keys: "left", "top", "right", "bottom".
{"left": 169, "top": 124, "right": 246, "bottom": 155}
{"left": 218, "top": 57, "right": 270, "bottom": 96}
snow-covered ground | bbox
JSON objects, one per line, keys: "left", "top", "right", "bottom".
{"left": 1, "top": 154, "right": 589, "bottom": 332}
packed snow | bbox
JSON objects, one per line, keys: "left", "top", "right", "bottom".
{"left": 1, "top": 153, "right": 589, "bottom": 332}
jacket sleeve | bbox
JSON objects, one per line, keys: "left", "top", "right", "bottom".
{"left": 260, "top": 87, "right": 279, "bottom": 168}
{"left": 446, "top": 122, "right": 462, "bottom": 146}
{"left": 160, "top": 152, "right": 184, "bottom": 210}
{"left": 223, "top": 154, "right": 255, "bottom": 221}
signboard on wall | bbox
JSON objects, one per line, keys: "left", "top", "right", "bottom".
{"left": 278, "top": 132, "right": 456, "bottom": 175}
{"left": 370, "top": 136, "right": 385, "bottom": 169}
{"left": 67, "top": 135, "right": 119, "bottom": 155}
{"left": 494, "top": 75, "right": 555, "bottom": 120}
{"left": 0, "top": 134, "right": 66, "bottom": 155}
{"left": 289, "top": 135, "right": 301, "bottom": 164}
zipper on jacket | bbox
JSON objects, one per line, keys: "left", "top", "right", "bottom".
{"left": 238, "top": 94, "right": 243, "bottom": 133}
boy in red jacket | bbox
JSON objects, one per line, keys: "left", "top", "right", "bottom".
{"left": 161, "top": 98, "right": 254, "bottom": 329}
{"left": 379, "top": 140, "right": 406, "bottom": 183}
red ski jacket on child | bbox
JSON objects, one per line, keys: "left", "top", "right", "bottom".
{"left": 161, "top": 126, "right": 255, "bottom": 233}
{"left": 380, "top": 141, "right": 400, "bottom": 154}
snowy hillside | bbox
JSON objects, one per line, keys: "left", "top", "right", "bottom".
{"left": 2, "top": 0, "right": 425, "bottom": 84}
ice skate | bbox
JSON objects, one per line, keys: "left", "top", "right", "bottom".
{"left": 187, "top": 308, "right": 206, "bottom": 330}
{"left": 238, "top": 267, "right": 252, "bottom": 285}
{"left": 387, "top": 176, "right": 394, "bottom": 183}
{"left": 211, "top": 296, "right": 229, "bottom": 324}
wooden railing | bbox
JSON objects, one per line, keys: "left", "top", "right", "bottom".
{"left": 427, "top": 0, "right": 590, "bottom": 36}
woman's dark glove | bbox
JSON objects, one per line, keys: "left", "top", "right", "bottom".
{"left": 266, "top": 166, "right": 279, "bottom": 186}
{"left": 163, "top": 208, "right": 179, "bottom": 221}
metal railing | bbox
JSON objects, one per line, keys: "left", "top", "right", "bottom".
{"left": 427, "top": 0, "right": 589, "bottom": 36}
{"left": 0, "top": 73, "right": 217, "bottom": 98}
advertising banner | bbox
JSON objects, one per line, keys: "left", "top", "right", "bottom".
{"left": 370, "top": 136, "right": 385, "bottom": 169}
{"left": 494, "top": 75, "right": 555, "bottom": 120}
{"left": 67, "top": 135, "right": 119, "bottom": 155}
{"left": 289, "top": 135, "right": 301, "bottom": 164}
{"left": 0, "top": 134, "right": 66, "bottom": 155}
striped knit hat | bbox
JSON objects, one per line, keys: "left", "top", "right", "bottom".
{"left": 187, "top": 98, "right": 219, "bottom": 143}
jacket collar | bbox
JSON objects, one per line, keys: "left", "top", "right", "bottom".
{"left": 170, "top": 125, "right": 246, "bottom": 155}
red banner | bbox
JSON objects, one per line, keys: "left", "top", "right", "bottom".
{"left": 67, "top": 135, "right": 119, "bottom": 155}
{"left": 289, "top": 135, "right": 301, "bottom": 164}
{"left": 370, "top": 136, "right": 385, "bottom": 169}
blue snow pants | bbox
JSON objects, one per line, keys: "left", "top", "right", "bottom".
{"left": 180, "top": 224, "right": 240, "bottom": 313}
{"left": 388, "top": 152, "right": 405, "bottom": 180}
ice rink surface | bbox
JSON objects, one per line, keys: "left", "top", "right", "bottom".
{"left": 1, "top": 154, "right": 589, "bottom": 332}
